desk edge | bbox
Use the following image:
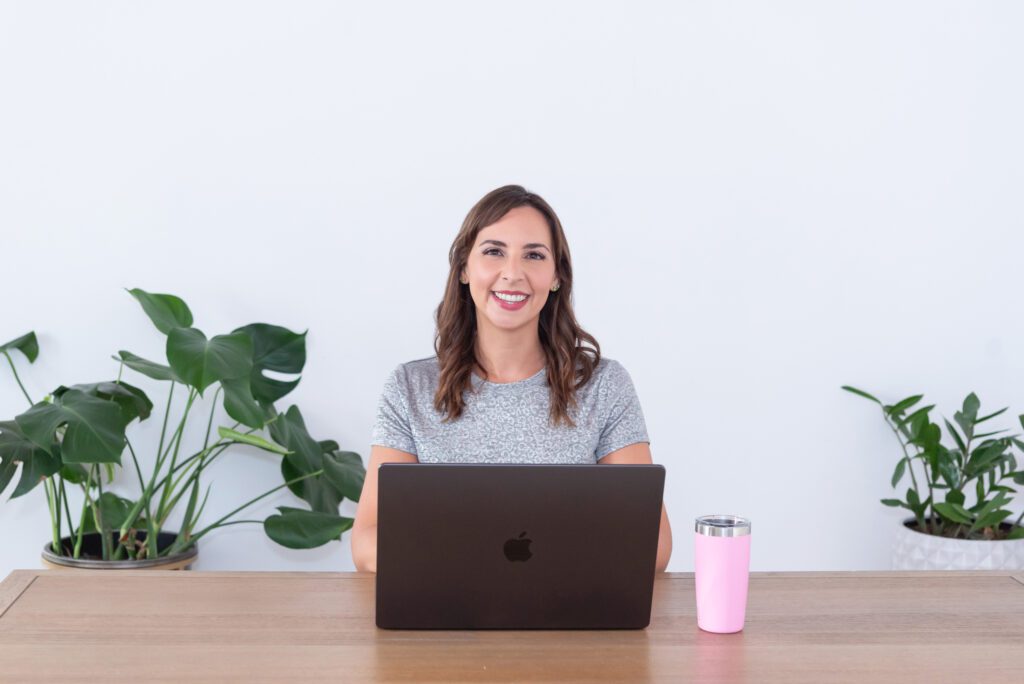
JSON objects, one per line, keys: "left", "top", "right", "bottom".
{"left": 3, "top": 569, "right": 1021, "bottom": 582}
{"left": 0, "top": 571, "right": 38, "bottom": 618}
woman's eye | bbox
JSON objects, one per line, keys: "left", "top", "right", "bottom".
{"left": 526, "top": 252, "right": 546, "bottom": 260}
{"left": 483, "top": 248, "right": 502, "bottom": 256}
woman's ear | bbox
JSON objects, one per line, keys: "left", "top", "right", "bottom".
{"left": 459, "top": 270, "right": 468, "bottom": 285}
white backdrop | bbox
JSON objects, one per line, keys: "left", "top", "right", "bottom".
{"left": 2, "top": 1, "right": 1023, "bottom": 579}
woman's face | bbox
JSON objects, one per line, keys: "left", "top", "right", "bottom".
{"left": 461, "top": 205, "right": 559, "bottom": 334}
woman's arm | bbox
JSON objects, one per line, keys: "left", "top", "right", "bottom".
{"left": 597, "top": 442, "right": 673, "bottom": 572}
{"left": 351, "top": 445, "right": 418, "bottom": 572}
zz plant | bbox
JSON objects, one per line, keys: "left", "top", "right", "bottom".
{"left": 843, "top": 386, "right": 1024, "bottom": 540}
{"left": 0, "top": 289, "right": 365, "bottom": 561}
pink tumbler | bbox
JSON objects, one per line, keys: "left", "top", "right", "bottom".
{"left": 694, "top": 514, "right": 751, "bottom": 633}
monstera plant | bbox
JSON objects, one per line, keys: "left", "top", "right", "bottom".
{"left": 0, "top": 289, "right": 364, "bottom": 564}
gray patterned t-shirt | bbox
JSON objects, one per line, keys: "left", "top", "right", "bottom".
{"left": 370, "top": 356, "right": 649, "bottom": 464}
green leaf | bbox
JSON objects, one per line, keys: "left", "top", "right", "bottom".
{"left": 1008, "top": 526, "right": 1024, "bottom": 540}
{"left": 0, "top": 455, "right": 17, "bottom": 495}
{"left": 217, "top": 427, "right": 290, "bottom": 455}
{"left": 880, "top": 498, "right": 904, "bottom": 507}
{"left": 841, "top": 386, "right": 882, "bottom": 404}
{"left": 885, "top": 395, "right": 923, "bottom": 418}
{"left": 55, "top": 381, "right": 153, "bottom": 425}
{"left": 127, "top": 288, "right": 193, "bottom": 335}
{"left": 934, "top": 502, "right": 974, "bottom": 525}
{"left": 891, "top": 458, "right": 907, "bottom": 488}
{"left": 96, "top": 492, "right": 136, "bottom": 532}
{"left": 270, "top": 406, "right": 342, "bottom": 513}
{"left": 969, "top": 492, "right": 1010, "bottom": 524}
{"left": 0, "top": 421, "right": 61, "bottom": 499}
{"left": 973, "top": 509, "right": 1013, "bottom": 532}
{"left": 899, "top": 405, "right": 935, "bottom": 427}
{"left": 115, "top": 350, "right": 181, "bottom": 383}
{"left": 59, "top": 463, "right": 89, "bottom": 484}
{"left": 945, "top": 489, "right": 966, "bottom": 506}
{"left": 166, "top": 328, "right": 252, "bottom": 396}
{"left": 263, "top": 507, "right": 354, "bottom": 549}
{"left": 0, "top": 332, "right": 39, "bottom": 363}
{"left": 232, "top": 324, "right": 307, "bottom": 405}
{"left": 322, "top": 450, "right": 366, "bottom": 502}
{"left": 906, "top": 488, "right": 920, "bottom": 508}
{"left": 221, "top": 377, "right": 265, "bottom": 429}
{"left": 975, "top": 407, "right": 1008, "bottom": 425}
{"left": 944, "top": 419, "right": 967, "bottom": 454}
{"left": 962, "top": 393, "right": 981, "bottom": 421}
{"left": 14, "top": 390, "right": 126, "bottom": 464}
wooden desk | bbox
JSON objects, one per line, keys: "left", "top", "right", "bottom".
{"left": 1, "top": 570, "right": 1022, "bottom": 682}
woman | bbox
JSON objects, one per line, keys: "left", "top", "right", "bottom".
{"left": 351, "top": 185, "right": 672, "bottom": 572}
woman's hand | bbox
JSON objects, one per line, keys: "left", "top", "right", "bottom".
{"left": 351, "top": 445, "right": 418, "bottom": 572}
{"left": 598, "top": 443, "right": 673, "bottom": 572}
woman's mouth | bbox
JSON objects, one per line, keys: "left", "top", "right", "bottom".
{"left": 492, "top": 291, "right": 530, "bottom": 311}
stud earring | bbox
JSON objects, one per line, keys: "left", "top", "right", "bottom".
{"left": 551, "top": 283, "right": 560, "bottom": 292}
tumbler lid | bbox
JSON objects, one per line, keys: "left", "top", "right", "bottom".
{"left": 695, "top": 514, "right": 751, "bottom": 537}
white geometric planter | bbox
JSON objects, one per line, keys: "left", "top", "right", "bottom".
{"left": 891, "top": 517, "right": 1024, "bottom": 570}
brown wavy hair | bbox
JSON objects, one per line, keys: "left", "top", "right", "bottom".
{"left": 433, "top": 185, "right": 600, "bottom": 427}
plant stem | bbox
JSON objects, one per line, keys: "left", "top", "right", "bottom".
{"left": 44, "top": 478, "right": 60, "bottom": 554}
{"left": 882, "top": 414, "right": 925, "bottom": 529}
{"left": 155, "top": 382, "right": 176, "bottom": 469}
{"left": 156, "top": 389, "right": 197, "bottom": 524}
{"left": 202, "top": 386, "right": 222, "bottom": 451}
{"left": 94, "top": 464, "right": 110, "bottom": 560}
{"left": 2, "top": 349, "right": 34, "bottom": 405}
{"left": 59, "top": 478, "right": 76, "bottom": 551}
{"left": 124, "top": 437, "right": 153, "bottom": 560}
{"left": 73, "top": 468, "right": 94, "bottom": 558}
{"left": 186, "top": 469, "right": 325, "bottom": 545}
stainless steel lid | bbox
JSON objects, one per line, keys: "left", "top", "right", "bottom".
{"left": 695, "top": 514, "right": 751, "bottom": 537}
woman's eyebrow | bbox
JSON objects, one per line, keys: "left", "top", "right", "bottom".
{"left": 480, "top": 239, "right": 550, "bottom": 251}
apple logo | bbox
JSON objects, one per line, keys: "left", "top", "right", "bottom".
{"left": 504, "top": 531, "right": 533, "bottom": 562}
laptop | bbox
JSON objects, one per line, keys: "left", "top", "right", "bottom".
{"left": 375, "top": 463, "right": 665, "bottom": 629}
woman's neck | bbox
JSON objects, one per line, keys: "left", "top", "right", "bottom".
{"left": 474, "top": 320, "right": 545, "bottom": 383}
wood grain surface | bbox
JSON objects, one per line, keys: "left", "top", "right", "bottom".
{"left": 1, "top": 569, "right": 1021, "bottom": 683}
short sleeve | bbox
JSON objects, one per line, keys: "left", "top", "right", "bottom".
{"left": 370, "top": 365, "right": 417, "bottom": 455}
{"left": 595, "top": 361, "right": 650, "bottom": 459}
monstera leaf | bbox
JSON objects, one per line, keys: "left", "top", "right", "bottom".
{"left": 114, "top": 350, "right": 181, "bottom": 383}
{"left": 232, "top": 324, "right": 306, "bottom": 405}
{"left": 269, "top": 406, "right": 364, "bottom": 514}
{"left": 127, "top": 288, "right": 193, "bottom": 335}
{"left": 0, "top": 420, "right": 61, "bottom": 498}
{"left": 55, "top": 381, "right": 153, "bottom": 426}
{"left": 322, "top": 450, "right": 365, "bottom": 502}
{"left": 264, "top": 506, "right": 354, "bottom": 549}
{"left": 0, "top": 332, "right": 39, "bottom": 363}
{"left": 14, "top": 389, "right": 127, "bottom": 464}
{"left": 166, "top": 328, "right": 252, "bottom": 396}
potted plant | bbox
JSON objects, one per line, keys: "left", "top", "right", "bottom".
{"left": 0, "top": 288, "right": 365, "bottom": 569}
{"left": 843, "top": 385, "right": 1024, "bottom": 570}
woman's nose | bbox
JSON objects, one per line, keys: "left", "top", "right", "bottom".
{"left": 501, "top": 261, "right": 524, "bottom": 283}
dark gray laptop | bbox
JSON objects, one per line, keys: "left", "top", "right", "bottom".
{"left": 375, "top": 463, "right": 665, "bottom": 629}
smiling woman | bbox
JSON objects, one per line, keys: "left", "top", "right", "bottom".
{"left": 351, "top": 185, "right": 672, "bottom": 572}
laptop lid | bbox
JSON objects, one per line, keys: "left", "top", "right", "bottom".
{"left": 376, "top": 463, "right": 665, "bottom": 630}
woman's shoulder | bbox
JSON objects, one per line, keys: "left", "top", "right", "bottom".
{"left": 384, "top": 356, "right": 441, "bottom": 391}
{"left": 590, "top": 356, "right": 629, "bottom": 381}
{"left": 580, "top": 356, "right": 634, "bottom": 396}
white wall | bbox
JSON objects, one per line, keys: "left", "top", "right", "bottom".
{"left": 2, "top": 1, "right": 1022, "bottom": 579}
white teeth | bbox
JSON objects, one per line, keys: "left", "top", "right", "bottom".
{"left": 493, "top": 292, "right": 528, "bottom": 303}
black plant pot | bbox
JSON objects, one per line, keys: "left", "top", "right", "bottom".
{"left": 41, "top": 531, "right": 198, "bottom": 570}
